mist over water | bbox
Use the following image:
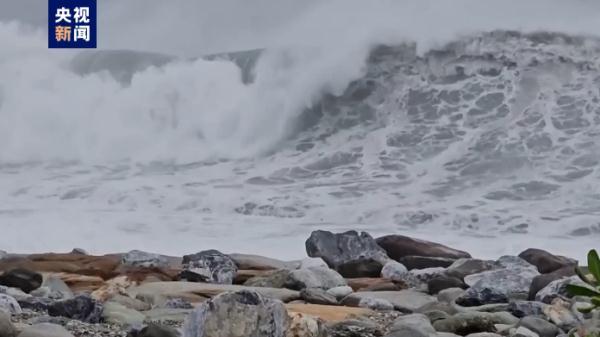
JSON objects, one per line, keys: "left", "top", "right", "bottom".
{"left": 1, "top": 0, "right": 600, "bottom": 259}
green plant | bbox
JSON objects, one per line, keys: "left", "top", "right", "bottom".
{"left": 567, "top": 249, "right": 600, "bottom": 313}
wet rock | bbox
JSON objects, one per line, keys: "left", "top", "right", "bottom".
{"left": 103, "top": 301, "right": 145, "bottom": 325}
{"left": 428, "top": 275, "right": 467, "bottom": 295}
{"left": 182, "top": 290, "right": 289, "bottom": 337}
{"left": 47, "top": 294, "right": 103, "bottom": 323}
{"left": 446, "top": 259, "right": 498, "bottom": 280}
{"left": 0, "top": 269, "right": 42, "bottom": 293}
{"left": 287, "top": 312, "right": 328, "bottom": 337}
{"left": 518, "top": 316, "right": 559, "bottom": 337}
{"left": 285, "top": 267, "right": 346, "bottom": 291}
{"left": 0, "top": 311, "right": 16, "bottom": 337}
{"left": 229, "top": 253, "right": 289, "bottom": 270}
{"left": 529, "top": 268, "right": 576, "bottom": 302}
{"left": 0, "top": 295, "right": 20, "bottom": 315}
{"left": 508, "top": 301, "right": 547, "bottom": 318}
{"left": 18, "top": 323, "right": 74, "bottom": 337}
{"left": 305, "top": 230, "right": 389, "bottom": 277}
{"left": 518, "top": 249, "right": 576, "bottom": 274}
{"left": 180, "top": 250, "right": 238, "bottom": 284}
{"left": 244, "top": 270, "right": 291, "bottom": 288}
{"left": 122, "top": 250, "right": 169, "bottom": 268}
{"left": 376, "top": 235, "right": 471, "bottom": 261}
{"left": 300, "top": 288, "right": 338, "bottom": 306}
{"left": 128, "top": 323, "right": 180, "bottom": 337}
{"left": 380, "top": 261, "right": 408, "bottom": 281}
{"left": 397, "top": 256, "right": 456, "bottom": 270}
{"left": 342, "top": 290, "right": 437, "bottom": 313}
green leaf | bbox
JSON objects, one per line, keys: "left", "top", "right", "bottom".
{"left": 577, "top": 266, "right": 595, "bottom": 285}
{"left": 566, "top": 284, "right": 600, "bottom": 297}
{"left": 588, "top": 249, "right": 600, "bottom": 284}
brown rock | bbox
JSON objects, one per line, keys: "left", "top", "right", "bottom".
{"left": 91, "top": 275, "right": 137, "bottom": 301}
{"left": 528, "top": 266, "right": 575, "bottom": 300}
{"left": 376, "top": 235, "right": 471, "bottom": 261}
{"left": 518, "top": 248, "right": 577, "bottom": 274}
{"left": 346, "top": 278, "right": 393, "bottom": 291}
{"left": 286, "top": 303, "right": 373, "bottom": 322}
{"left": 48, "top": 272, "right": 104, "bottom": 293}
{"left": 0, "top": 253, "right": 121, "bottom": 279}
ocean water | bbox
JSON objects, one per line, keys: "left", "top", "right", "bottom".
{"left": 1, "top": 0, "right": 600, "bottom": 260}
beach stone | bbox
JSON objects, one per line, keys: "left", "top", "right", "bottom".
{"left": 428, "top": 276, "right": 467, "bottom": 295}
{"left": 329, "top": 319, "right": 382, "bottom": 337}
{"left": 0, "top": 295, "right": 20, "bottom": 315}
{"left": 446, "top": 259, "right": 498, "bottom": 280}
{"left": 376, "top": 235, "right": 470, "bottom": 261}
{"left": 508, "top": 301, "right": 547, "bottom": 318}
{"left": 433, "top": 312, "right": 509, "bottom": 335}
{"left": 182, "top": 290, "right": 289, "bottom": 337}
{"left": 496, "top": 256, "right": 536, "bottom": 270}
{"left": 110, "top": 294, "right": 152, "bottom": 311}
{"left": 0, "top": 311, "right": 16, "bottom": 337}
{"left": 229, "top": 254, "right": 288, "bottom": 270}
{"left": 465, "top": 334, "right": 502, "bottom": 337}
{"left": 285, "top": 267, "right": 346, "bottom": 291}
{"left": 17, "top": 323, "right": 74, "bottom": 337}
{"left": 143, "top": 308, "right": 192, "bottom": 324}
{"left": 47, "top": 294, "right": 103, "bottom": 323}
{"left": 180, "top": 250, "right": 238, "bottom": 284}
{"left": 305, "top": 230, "right": 389, "bottom": 278}
{"left": 513, "top": 326, "right": 540, "bottom": 337}
{"left": 17, "top": 297, "right": 53, "bottom": 311}
{"left": 300, "top": 288, "right": 338, "bottom": 306}
{"left": 0, "top": 269, "right": 42, "bottom": 294}
{"left": 129, "top": 323, "right": 179, "bottom": 337}
{"left": 389, "top": 313, "right": 436, "bottom": 336}
{"left": 326, "top": 286, "right": 353, "bottom": 300}
{"left": 0, "top": 254, "right": 120, "bottom": 280}
{"left": 518, "top": 249, "right": 576, "bottom": 274}
{"left": 297, "top": 258, "right": 329, "bottom": 270}
{"left": 342, "top": 290, "right": 437, "bottom": 312}
{"left": 518, "top": 316, "right": 559, "bottom": 337}
{"left": 438, "top": 288, "right": 466, "bottom": 303}
{"left": 397, "top": 256, "right": 456, "bottom": 270}
{"left": 410, "top": 267, "right": 447, "bottom": 283}
{"left": 380, "top": 261, "right": 408, "bottom": 281}
{"left": 244, "top": 270, "right": 291, "bottom": 288}
{"left": 103, "top": 301, "right": 145, "bottom": 326}
{"left": 542, "top": 299, "right": 579, "bottom": 331}
{"left": 528, "top": 267, "right": 575, "bottom": 301}
{"left": 34, "top": 276, "right": 73, "bottom": 300}
{"left": 287, "top": 312, "right": 328, "bottom": 337}
{"left": 357, "top": 297, "right": 394, "bottom": 311}
{"left": 424, "top": 310, "right": 450, "bottom": 322}
{"left": 534, "top": 276, "right": 583, "bottom": 304}
{"left": 162, "top": 298, "right": 193, "bottom": 309}
{"left": 122, "top": 250, "right": 169, "bottom": 268}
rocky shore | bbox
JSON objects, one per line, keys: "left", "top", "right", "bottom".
{"left": 0, "top": 230, "right": 595, "bottom": 337}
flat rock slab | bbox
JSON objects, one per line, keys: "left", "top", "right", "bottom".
{"left": 128, "top": 282, "right": 300, "bottom": 303}
{"left": 229, "top": 253, "right": 291, "bottom": 270}
{"left": 342, "top": 290, "right": 437, "bottom": 312}
{"left": 286, "top": 303, "right": 373, "bottom": 322}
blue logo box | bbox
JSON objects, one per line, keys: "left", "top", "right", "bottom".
{"left": 48, "top": 0, "right": 97, "bottom": 48}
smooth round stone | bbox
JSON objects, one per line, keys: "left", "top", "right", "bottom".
{"left": 18, "top": 323, "right": 74, "bottom": 337}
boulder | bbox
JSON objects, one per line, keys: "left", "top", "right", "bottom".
{"left": 397, "top": 256, "right": 456, "bottom": 270}
{"left": 437, "top": 288, "right": 466, "bottom": 304}
{"left": 109, "top": 294, "right": 152, "bottom": 311}
{"left": 534, "top": 276, "right": 583, "bottom": 304}
{"left": 244, "top": 270, "right": 291, "bottom": 288}
{"left": 40, "top": 276, "right": 73, "bottom": 299}
{"left": 0, "top": 295, "right": 20, "bottom": 315}
{"left": 122, "top": 250, "right": 169, "bottom": 269}
{"left": 182, "top": 290, "right": 289, "bottom": 337}
{"left": 305, "top": 231, "right": 389, "bottom": 277}
{"left": 508, "top": 301, "right": 547, "bottom": 318}
{"left": 518, "top": 316, "right": 559, "bottom": 337}
{"left": 47, "top": 294, "right": 103, "bottom": 323}
{"left": 528, "top": 267, "right": 575, "bottom": 301}
{"left": 388, "top": 313, "right": 436, "bottom": 336}
{"left": 326, "top": 286, "right": 353, "bottom": 300}
{"left": 376, "top": 235, "right": 470, "bottom": 261}
{"left": 341, "top": 290, "right": 437, "bottom": 312}
{"left": 446, "top": 259, "right": 498, "bottom": 280}
{"left": 180, "top": 250, "right": 237, "bottom": 284}
{"left": 0, "top": 253, "right": 121, "bottom": 280}
{"left": 513, "top": 327, "right": 540, "bottom": 337}
{"left": 300, "top": 288, "right": 338, "bottom": 306}
{"left": 17, "top": 323, "right": 74, "bottom": 337}
{"left": 495, "top": 256, "right": 536, "bottom": 270}
{"left": 0, "top": 269, "right": 42, "bottom": 293}
{"left": 129, "top": 323, "right": 179, "bottom": 337}
{"left": 285, "top": 267, "right": 346, "bottom": 291}
{"left": 328, "top": 319, "right": 382, "bottom": 337}
{"left": 432, "top": 312, "right": 512, "bottom": 335}
{"left": 542, "top": 299, "right": 579, "bottom": 331}
{"left": 102, "top": 301, "right": 145, "bottom": 325}
{"left": 162, "top": 298, "right": 194, "bottom": 309}
{"left": 428, "top": 276, "right": 467, "bottom": 295}
{"left": 380, "top": 261, "right": 408, "bottom": 281}
{"left": 518, "top": 249, "right": 576, "bottom": 274}
{"left": 229, "top": 254, "right": 288, "bottom": 270}
{"left": 356, "top": 297, "right": 394, "bottom": 311}
{"left": 0, "top": 311, "right": 16, "bottom": 337}
{"left": 287, "top": 312, "right": 328, "bottom": 337}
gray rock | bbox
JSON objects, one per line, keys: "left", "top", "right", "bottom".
{"left": 380, "top": 261, "right": 408, "bottom": 281}
{"left": 103, "top": 301, "right": 145, "bottom": 326}
{"left": 297, "top": 258, "right": 328, "bottom": 269}
{"left": 41, "top": 276, "right": 73, "bottom": 300}
{"left": 424, "top": 310, "right": 450, "bottom": 323}
{"left": 17, "top": 323, "right": 74, "bottom": 337}
{"left": 129, "top": 323, "right": 180, "bottom": 337}
{"left": 513, "top": 326, "right": 540, "bottom": 337}
{"left": 162, "top": 298, "right": 193, "bottom": 309}
{"left": 110, "top": 294, "right": 152, "bottom": 311}
{"left": 528, "top": 267, "right": 575, "bottom": 301}
{"left": 329, "top": 319, "right": 382, "bottom": 337}
{"left": 465, "top": 334, "right": 502, "bottom": 337}
{"left": 508, "top": 301, "right": 547, "bottom": 318}
{"left": 143, "top": 308, "right": 192, "bottom": 324}
{"left": 326, "top": 286, "right": 353, "bottom": 300}
{"left": 182, "top": 290, "right": 289, "bottom": 337}
{"left": 342, "top": 290, "right": 437, "bottom": 313}
{"left": 518, "top": 316, "right": 559, "bottom": 337}
{"left": 438, "top": 288, "right": 466, "bottom": 303}
{"left": 285, "top": 267, "right": 346, "bottom": 290}
{"left": 357, "top": 297, "right": 394, "bottom": 311}
{"left": 496, "top": 256, "right": 536, "bottom": 270}
{"left": 409, "top": 267, "right": 447, "bottom": 283}
{"left": 389, "top": 314, "right": 436, "bottom": 336}
{"left": 229, "top": 253, "right": 288, "bottom": 270}
{"left": 432, "top": 312, "right": 504, "bottom": 335}
{"left": 47, "top": 294, "right": 103, "bottom": 323}
{"left": 180, "top": 250, "right": 238, "bottom": 284}
{"left": 305, "top": 230, "right": 390, "bottom": 277}
{"left": 243, "top": 270, "right": 291, "bottom": 288}
{"left": 376, "top": 235, "right": 471, "bottom": 261}
{"left": 300, "top": 288, "right": 338, "bottom": 305}
{"left": 542, "top": 299, "right": 580, "bottom": 331}
{"left": 534, "top": 276, "right": 583, "bottom": 304}
{"left": 122, "top": 250, "right": 169, "bottom": 268}
{"left": 0, "top": 295, "right": 20, "bottom": 315}
{"left": 518, "top": 249, "right": 576, "bottom": 274}
{"left": 446, "top": 259, "right": 498, "bottom": 280}
{"left": 0, "top": 311, "right": 16, "bottom": 337}
{"left": 428, "top": 276, "right": 467, "bottom": 295}
{"left": 397, "top": 256, "right": 456, "bottom": 270}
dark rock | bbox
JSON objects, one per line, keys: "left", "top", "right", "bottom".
{"left": 180, "top": 250, "right": 237, "bottom": 284}
{"left": 428, "top": 276, "right": 467, "bottom": 295}
{"left": 305, "top": 230, "right": 389, "bottom": 278}
{"left": 18, "top": 297, "right": 54, "bottom": 311}
{"left": 518, "top": 316, "right": 560, "bottom": 337}
{"left": 528, "top": 266, "right": 575, "bottom": 301}
{"left": 128, "top": 323, "right": 180, "bottom": 337}
{"left": 518, "top": 249, "right": 576, "bottom": 274}
{"left": 398, "top": 256, "right": 456, "bottom": 270}
{"left": 376, "top": 235, "right": 471, "bottom": 261}
{"left": 446, "top": 259, "right": 498, "bottom": 280}
{"left": 300, "top": 288, "right": 338, "bottom": 305}
{"left": 182, "top": 290, "right": 289, "bottom": 337}
{"left": 162, "top": 298, "right": 193, "bottom": 309}
{"left": 285, "top": 267, "right": 346, "bottom": 290}
{"left": 456, "top": 288, "right": 509, "bottom": 307}
{"left": 0, "top": 269, "right": 42, "bottom": 293}
{"left": 432, "top": 312, "right": 498, "bottom": 335}
{"left": 47, "top": 295, "right": 103, "bottom": 323}
{"left": 508, "top": 301, "right": 547, "bottom": 318}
